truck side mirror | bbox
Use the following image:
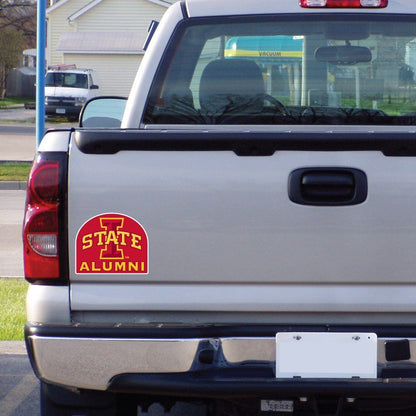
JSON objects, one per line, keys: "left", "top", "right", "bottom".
{"left": 90, "top": 84, "right": 99, "bottom": 90}
{"left": 79, "top": 96, "right": 127, "bottom": 127}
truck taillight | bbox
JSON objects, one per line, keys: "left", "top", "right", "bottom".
{"left": 300, "top": 0, "right": 387, "bottom": 7}
{"left": 23, "top": 153, "right": 68, "bottom": 284}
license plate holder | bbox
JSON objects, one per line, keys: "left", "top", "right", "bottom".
{"left": 56, "top": 108, "right": 66, "bottom": 114}
{"left": 276, "top": 332, "right": 377, "bottom": 379}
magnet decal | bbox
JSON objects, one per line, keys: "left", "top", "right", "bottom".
{"left": 76, "top": 213, "right": 148, "bottom": 274}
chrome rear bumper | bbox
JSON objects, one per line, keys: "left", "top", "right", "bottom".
{"left": 26, "top": 324, "right": 416, "bottom": 393}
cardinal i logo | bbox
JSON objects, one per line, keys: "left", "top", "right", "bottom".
{"left": 76, "top": 213, "right": 149, "bottom": 274}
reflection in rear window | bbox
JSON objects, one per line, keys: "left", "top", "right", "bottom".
{"left": 143, "top": 15, "right": 416, "bottom": 126}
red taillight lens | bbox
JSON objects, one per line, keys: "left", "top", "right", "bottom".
{"left": 30, "top": 161, "right": 59, "bottom": 201}
{"left": 23, "top": 153, "right": 67, "bottom": 283}
{"left": 300, "top": 0, "right": 388, "bottom": 7}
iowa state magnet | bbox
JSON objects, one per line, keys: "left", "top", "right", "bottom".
{"left": 76, "top": 213, "right": 149, "bottom": 274}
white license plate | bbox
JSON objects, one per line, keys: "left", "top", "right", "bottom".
{"left": 56, "top": 108, "right": 66, "bottom": 114}
{"left": 261, "top": 400, "right": 294, "bottom": 413}
{"left": 276, "top": 332, "right": 377, "bottom": 379}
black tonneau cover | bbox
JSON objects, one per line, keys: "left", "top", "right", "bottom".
{"left": 75, "top": 129, "right": 416, "bottom": 157}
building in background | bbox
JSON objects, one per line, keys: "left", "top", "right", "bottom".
{"left": 46, "top": 0, "right": 176, "bottom": 96}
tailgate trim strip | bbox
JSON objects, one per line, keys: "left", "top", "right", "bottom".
{"left": 75, "top": 130, "right": 416, "bottom": 156}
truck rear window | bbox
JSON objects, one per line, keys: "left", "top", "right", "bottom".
{"left": 143, "top": 14, "right": 416, "bottom": 126}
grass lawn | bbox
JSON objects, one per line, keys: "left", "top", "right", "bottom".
{"left": 0, "top": 162, "right": 32, "bottom": 181}
{"left": 0, "top": 278, "right": 27, "bottom": 340}
{"left": 0, "top": 96, "right": 32, "bottom": 108}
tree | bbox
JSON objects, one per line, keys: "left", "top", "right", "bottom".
{"left": 0, "top": 1, "right": 37, "bottom": 98}
{"left": 0, "top": 0, "right": 37, "bottom": 47}
{"left": 0, "top": 29, "right": 24, "bottom": 98}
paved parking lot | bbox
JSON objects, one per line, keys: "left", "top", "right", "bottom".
{"left": 0, "top": 343, "right": 40, "bottom": 416}
{"left": 1, "top": 110, "right": 52, "bottom": 415}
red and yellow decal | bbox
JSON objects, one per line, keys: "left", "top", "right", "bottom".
{"left": 76, "top": 213, "right": 149, "bottom": 274}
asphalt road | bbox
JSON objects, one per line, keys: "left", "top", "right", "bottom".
{"left": 0, "top": 124, "right": 36, "bottom": 162}
{"left": 0, "top": 108, "right": 75, "bottom": 162}
{"left": 0, "top": 125, "right": 35, "bottom": 134}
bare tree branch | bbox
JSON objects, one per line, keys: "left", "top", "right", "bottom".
{"left": 0, "top": 0, "right": 37, "bottom": 46}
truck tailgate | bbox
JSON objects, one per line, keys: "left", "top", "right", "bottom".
{"left": 68, "top": 130, "right": 416, "bottom": 319}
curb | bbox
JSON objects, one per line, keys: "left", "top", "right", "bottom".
{"left": 0, "top": 160, "right": 31, "bottom": 164}
{"left": 0, "top": 104, "right": 25, "bottom": 110}
{"left": 0, "top": 341, "right": 27, "bottom": 355}
{"left": 0, "top": 181, "right": 27, "bottom": 190}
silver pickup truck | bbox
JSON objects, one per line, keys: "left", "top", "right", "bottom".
{"left": 24, "top": 0, "right": 416, "bottom": 415}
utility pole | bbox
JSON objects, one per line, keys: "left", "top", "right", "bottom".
{"left": 36, "top": 0, "right": 46, "bottom": 148}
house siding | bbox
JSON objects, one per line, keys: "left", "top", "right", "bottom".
{"left": 47, "top": 0, "right": 88, "bottom": 66}
{"left": 76, "top": 0, "right": 167, "bottom": 33}
{"left": 63, "top": 53, "right": 143, "bottom": 96}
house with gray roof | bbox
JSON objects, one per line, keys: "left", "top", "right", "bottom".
{"left": 47, "top": 0, "right": 176, "bottom": 95}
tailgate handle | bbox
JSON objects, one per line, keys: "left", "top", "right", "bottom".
{"left": 289, "top": 168, "right": 367, "bottom": 206}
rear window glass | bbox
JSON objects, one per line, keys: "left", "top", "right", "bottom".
{"left": 45, "top": 72, "right": 88, "bottom": 89}
{"left": 143, "top": 14, "right": 416, "bottom": 126}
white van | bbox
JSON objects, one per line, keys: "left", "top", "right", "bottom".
{"left": 45, "top": 65, "right": 100, "bottom": 120}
